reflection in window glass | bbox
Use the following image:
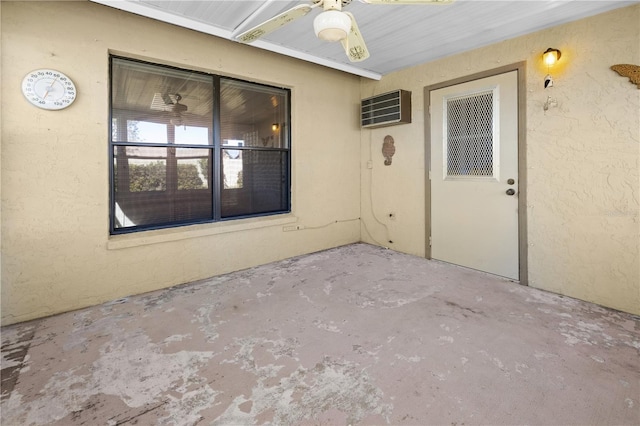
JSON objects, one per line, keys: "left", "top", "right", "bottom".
{"left": 224, "top": 139, "right": 243, "bottom": 159}
{"left": 128, "top": 159, "right": 167, "bottom": 192}
{"left": 220, "top": 79, "right": 289, "bottom": 149}
{"left": 113, "top": 146, "right": 168, "bottom": 192}
{"left": 129, "top": 121, "right": 167, "bottom": 144}
{"left": 176, "top": 148, "right": 209, "bottom": 190}
{"left": 177, "top": 159, "right": 206, "bottom": 190}
{"left": 175, "top": 126, "right": 210, "bottom": 145}
{"left": 110, "top": 56, "right": 290, "bottom": 233}
{"left": 223, "top": 148, "right": 243, "bottom": 189}
{"left": 221, "top": 150, "right": 288, "bottom": 218}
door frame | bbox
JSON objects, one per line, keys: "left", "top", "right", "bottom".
{"left": 424, "top": 62, "right": 528, "bottom": 285}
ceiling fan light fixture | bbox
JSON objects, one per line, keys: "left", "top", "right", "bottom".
{"left": 313, "top": 10, "right": 351, "bottom": 42}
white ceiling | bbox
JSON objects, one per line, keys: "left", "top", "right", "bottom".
{"left": 90, "top": 0, "right": 636, "bottom": 80}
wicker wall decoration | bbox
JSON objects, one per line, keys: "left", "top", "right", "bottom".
{"left": 611, "top": 64, "right": 640, "bottom": 88}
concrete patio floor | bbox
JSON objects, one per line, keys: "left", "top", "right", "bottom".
{"left": 1, "top": 243, "right": 639, "bottom": 425}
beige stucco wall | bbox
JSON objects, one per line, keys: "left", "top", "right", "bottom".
{"left": 0, "top": 1, "right": 362, "bottom": 325}
{"left": 2, "top": 2, "right": 638, "bottom": 325}
{"left": 361, "top": 5, "right": 640, "bottom": 315}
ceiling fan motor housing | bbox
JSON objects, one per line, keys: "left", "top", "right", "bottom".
{"left": 313, "top": 10, "right": 351, "bottom": 41}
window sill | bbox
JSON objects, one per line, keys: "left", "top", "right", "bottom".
{"left": 107, "top": 214, "right": 298, "bottom": 250}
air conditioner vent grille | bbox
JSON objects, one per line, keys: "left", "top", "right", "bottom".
{"left": 361, "top": 90, "right": 411, "bottom": 129}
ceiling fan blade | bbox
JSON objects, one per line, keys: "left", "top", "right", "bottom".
{"left": 362, "top": 0, "right": 454, "bottom": 4}
{"left": 235, "top": 4, "right": 313, "bottom": 43}
{"left": 341, "top": 12, "right": 370, "bottom": 62}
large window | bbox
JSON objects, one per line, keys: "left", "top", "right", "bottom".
{"left": 110, "top": 57, "right": 290, "bottom": 233}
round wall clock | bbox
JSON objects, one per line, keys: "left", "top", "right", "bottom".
{"left": 21, "top": 69, "right": 77, "bottom": 110}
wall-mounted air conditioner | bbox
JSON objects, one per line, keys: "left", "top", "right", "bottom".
{"left": 360, "top": 89, "right": 411, "bottom": 129}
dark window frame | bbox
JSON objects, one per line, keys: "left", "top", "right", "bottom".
{"left": 109, "top": 55, "right": 291, "bottom": 235}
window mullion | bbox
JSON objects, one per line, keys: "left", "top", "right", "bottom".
{"left": 167, "top": 125, "right": 177, "bottom": 194}
{"left": 212, "top": 75, "right": 222, "bottom": 221}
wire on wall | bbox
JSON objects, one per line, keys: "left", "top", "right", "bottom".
{"left": 301, "top": 218, "right": 360, "bottom": 230}
{"left": 365, "top": 131, "right": 392, "bottom": 246}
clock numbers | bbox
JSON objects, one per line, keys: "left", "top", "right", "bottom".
{"left": 21, "top": 69, "right": 77, "bottom": 110}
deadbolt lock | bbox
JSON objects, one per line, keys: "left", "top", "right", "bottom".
{"left": 507, "top": 178, "right": 515, "bottom": 185}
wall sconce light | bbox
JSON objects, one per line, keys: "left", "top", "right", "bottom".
{"left": 271, "top": 123, "right": 280, "bottom": 131}
{"left": 542, "top": 47, "right": 562, "bottom": 88}
{"left": 543, "top": 48, "right": 561, "bottom": 66}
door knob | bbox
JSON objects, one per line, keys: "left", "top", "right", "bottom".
{"left": 506, "top": 188, "right": 516, "bottom": 196}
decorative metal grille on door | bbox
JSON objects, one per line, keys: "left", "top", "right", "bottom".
{"left": 445, "top": 90, "right": 495, "bottom": 178}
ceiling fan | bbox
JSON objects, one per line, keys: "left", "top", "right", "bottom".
{"left": 150, "top": 93, "right": 189, "bottom": 126}
{"left": 234, "top": 0, "right": 454, "bottom": 62}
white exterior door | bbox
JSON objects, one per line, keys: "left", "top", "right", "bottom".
{"left": 430, "top": 71, "right": 519, "bottom": 280}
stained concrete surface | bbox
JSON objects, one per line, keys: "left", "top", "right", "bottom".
{"left": 1, "top": 243, "right": 639, "bottom": 425}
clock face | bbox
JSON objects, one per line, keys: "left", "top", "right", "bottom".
{"left": 22, "top": 69, "right": 77, "bottom": 110}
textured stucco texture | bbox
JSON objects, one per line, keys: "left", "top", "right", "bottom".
{"left": 360, "top": 4, "right": 640, "bottom": 315}
{"left": 0, "top": 0, "right": 361, "bottom": 326}
{"left": 1, "top": 1, "right": 638, "bottom": 327}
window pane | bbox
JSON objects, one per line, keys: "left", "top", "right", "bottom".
{"left": 221, "top": 150, "right": 288, "bottom": 218}
{"left": 111, "top": 58, "right": 213, "bottom": 144}
{"left": 113, "top": 146, "right": 213, "bottom": 230}
{"left": 220, "top": 78, "right": 288, "bottom": 149}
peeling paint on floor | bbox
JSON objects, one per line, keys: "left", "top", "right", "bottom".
{"left": 1, "top": 243, "right": 639, "bottom": 425}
